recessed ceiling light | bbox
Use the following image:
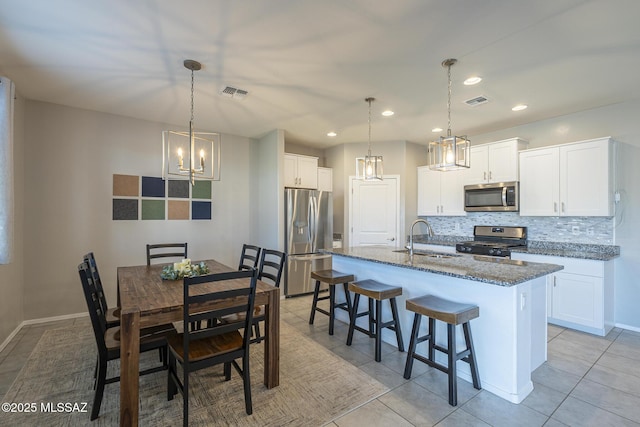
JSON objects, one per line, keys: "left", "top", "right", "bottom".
{"left": 464, "top": 76, "right": 482, "bottom": 85}
{"left": 432, "top": 127, "right": 443, "bottom": 133}
{"left": 512, "top": 104, "right": 528, "bottom": 111}
{"left": 382, "top": 110, "right": 394, "bottom": 117}
{"left": 327, "top": 131, "right": 337, "bottom": 137}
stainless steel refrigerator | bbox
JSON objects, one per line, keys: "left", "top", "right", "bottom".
{"left": 284, "top": 188, "right": 333, "bottom": 297}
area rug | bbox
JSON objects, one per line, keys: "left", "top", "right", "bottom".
{"left": 0, "top": 321, "right": 388, "bottom": 426}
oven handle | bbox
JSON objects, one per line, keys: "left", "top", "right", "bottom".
{"left": 502, "top": 186, "right": 507, "bottom": 206}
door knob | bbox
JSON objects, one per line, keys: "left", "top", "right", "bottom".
{"left": 387, "top": 237, "right": 395, "bottom": 241}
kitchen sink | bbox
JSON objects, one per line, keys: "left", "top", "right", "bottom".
{"left": 393, "top": 249, "right": 461, "bottom": 259}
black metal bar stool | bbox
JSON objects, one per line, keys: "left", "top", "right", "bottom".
{"left": 309, "top": 269, "right": 355, "bottom": 335}
{"left": 403, "top": 294, "right": 481, "bottom": 406}
{"left": 346, "top": 279, "right": 404, "bottom": 362}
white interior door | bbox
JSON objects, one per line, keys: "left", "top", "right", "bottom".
{"left": 350, "top": 176, "right": 400, "bottom": 247}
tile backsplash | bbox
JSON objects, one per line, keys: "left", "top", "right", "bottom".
{"left": 420, "top": 213, "right": 614, "bottom": 245}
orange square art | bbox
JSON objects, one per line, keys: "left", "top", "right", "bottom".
{"left": 168, "top": 200, "right": 189, "bottom": 220}
{"left": 113, "top": 174, "right": 139, "bottom": 197}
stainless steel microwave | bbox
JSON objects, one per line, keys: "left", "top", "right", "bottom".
{"left": 464, "top": 181, "right": 519, "bottom": 212}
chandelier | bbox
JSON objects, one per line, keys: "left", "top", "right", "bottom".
{"left": 428, "top": 58, "right": 470, "bottom": 171}
{"left": 356, "top": 97, "right": 383, "bottom": 180}
{"left": 162, "top": 60, "right": 220, "bottom": 185}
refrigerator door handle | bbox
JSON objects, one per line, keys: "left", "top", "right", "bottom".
{"left": 288, "top": 253, "right": 331, "bottom": 261}
{"left": 309, "top": 196, "right": 318, "bottom": 252}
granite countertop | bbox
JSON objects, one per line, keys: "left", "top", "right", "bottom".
{"left": 325, "top": 246, "right": 563, "bottom": 287}
{"left": 411, "top": 235, "right": 620, "bottom": 261}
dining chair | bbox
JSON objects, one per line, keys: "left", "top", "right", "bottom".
{"left": 146, "top": 242, "right": 188, "bottom": 266}
{"left": 251, "top": 249, "right": 286, "bottom": 343}
{"left": 221, "top": 249, "right": 285, "bottom": 343}
{"left": 238, "top": 243, "right": 261, "bottom": 271}
{"left": 167, "top": 268, "right": 259, "bottom": 425}
{"left": 78, "top": 261, "right": 175, "bottom": 421}
{"left": 83, "top": 252, "right": 120, "bottom": 328}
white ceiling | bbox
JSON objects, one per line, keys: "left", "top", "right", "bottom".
{"left": 1, "top": 0, "right": 639, "bottom": 148}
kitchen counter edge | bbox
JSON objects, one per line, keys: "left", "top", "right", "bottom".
{"left": 412, "top": 235, "right": 620, "bottom": 261}
{"left": 324, "top": 246, "right": 563, "bottom": 287}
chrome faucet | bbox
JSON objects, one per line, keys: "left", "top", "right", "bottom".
{"left": 409, "top": 219, "right": 434, "bottom": 257}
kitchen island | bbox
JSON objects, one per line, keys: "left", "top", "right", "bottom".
{"left": 325, "top": 246, "right": 563, "bottom": 403}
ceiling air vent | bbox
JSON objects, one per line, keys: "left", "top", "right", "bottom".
{"left": 219, "top": 86, "right": 248, "bottom": 100}
{"left": 464, "top": 95, "right": 489, "bottom": 107}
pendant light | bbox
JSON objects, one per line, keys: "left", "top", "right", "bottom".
{"left": 356, "top": 97, "right": 383, "bottom": 180}
{"left": 428, "top": 58, "right": 470, "bottom": 171}
{"left": 162, "top": 59, "right": 221, "bottom": 185}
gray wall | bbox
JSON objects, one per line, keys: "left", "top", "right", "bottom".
{"left": 20, "top": 100, "right": 255, "bottom": 320}
{"left": 2, "top": 97, "right": 639, "bottom": 345}
{"left": 0, "top": 88, "right": 25, "bottom": 345}
{"left": 255, "top": 129, "right": 285, "bottom": 251}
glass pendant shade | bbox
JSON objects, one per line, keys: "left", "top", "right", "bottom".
{"left": 428, "top": 58, "right": 471, "bottom": 171}
{"left": 355, "top": 153, "right": 383, "bottom": 180}
{"left": 428, "top": 135, "right": 470, "bottom": 171}
{"left": 162, "top": 59, "right": 220, "bottom": 184}
{"left": 162, "top": 129, "right": 220, "bottom": 182}
{"left": 356, "top": 97, "right": 383, "bottom": 180}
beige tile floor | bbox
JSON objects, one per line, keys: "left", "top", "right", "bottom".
{"left": 1, "top": 295, "right": 640, "bottom": 426}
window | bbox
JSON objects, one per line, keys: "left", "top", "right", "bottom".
{"left": 0, "top": 77, "right": 14, "bottom": 264}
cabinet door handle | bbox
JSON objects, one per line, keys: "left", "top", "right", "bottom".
{"left": 440, "top": 205, "right": 444, "bottom": 213}
{"left": 489, "top": 171, "right": 493, "bottom": 181}
{"left": 483, "top": 171, "right": 487, "bottom": 181}
{"left": 554, "top": 202, "right": 558, "bottom": 213}
{"left": 561, "top": 202, "right": 565, "bottom": 213}
{"left": 553, "top": 276, "right": 557, "bottom": 287}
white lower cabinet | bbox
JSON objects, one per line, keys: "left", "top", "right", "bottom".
{"left": 511, "top": 252, "right": 614, "bottom": 336}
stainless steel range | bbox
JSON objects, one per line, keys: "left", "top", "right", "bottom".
{"left": 456, "top": 226, "right": 527, "bottom": 258}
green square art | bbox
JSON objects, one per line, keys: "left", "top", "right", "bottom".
{"left": 192, "top": 180, "right": 212, "bottom": 199}
{"left": 141, "top": 199, "right": 165, "bottom": 220}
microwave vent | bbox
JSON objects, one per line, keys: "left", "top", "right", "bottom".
{"left": 464, "top": 95, "right": 489, "bottom": 107}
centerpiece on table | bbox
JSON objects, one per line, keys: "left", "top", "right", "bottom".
{"left": 161, "top": 258, "right": 210, "bottom": 280}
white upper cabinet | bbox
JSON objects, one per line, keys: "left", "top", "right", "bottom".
{"left": 417, "top": 166, "right": 466, "bottom": 216}
{"left": 464, "top": 138, "right": 528, "bottom": 185}
{"left": 317, "top": 167, "right": 333, "bottom": 192}
{"left": 284, "top": 153, "right": 318, "bottom": 189}
{"left": 519, "top": 137, "right": 614, "bottom": 216}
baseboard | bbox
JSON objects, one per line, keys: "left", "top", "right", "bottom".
{"left": 21, "top": 311, "right": 87, "bottom": 326}
{"left": 614, "top": 322, "right": 640, "bottom": 333}
{"left": 0, "top": 312, "right": 88, "bottom": 353}
{"left": 0, "top": 324, "right": 23, "bottom": 354}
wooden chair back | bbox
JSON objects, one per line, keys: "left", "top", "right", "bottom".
{"left": 258, "top": 249, "right": 286, "bottom": 288}
{"left": 78, "top": 261, "right": 108, "bottom": 354}
{"left": 146, "top": 243, "right": 188, "bottom": 266}
{"left": 83, "top": 252, "right": 108, "bottom": 312}
{"left": 238, "top": 244, "right": 261, "bottom": 271}
{"left": 182, "top": 268, "right": 259, "bottom": 364}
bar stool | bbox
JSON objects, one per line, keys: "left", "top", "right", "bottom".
{"left": 346, "top": 279, "right": 404, "bottom": 362}
{"left": 403, "top": 294, "right": 481, "bottom": 406}
{"left": 309, "top": 269, "right": 355, "bottom": 335}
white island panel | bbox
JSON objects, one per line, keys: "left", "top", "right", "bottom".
{"left": 331, "top": 252, "right": 549, "bottom": 403}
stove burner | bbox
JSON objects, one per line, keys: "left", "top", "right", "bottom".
{"left": 456, "top": 226, "right": 528, "bottom": 257}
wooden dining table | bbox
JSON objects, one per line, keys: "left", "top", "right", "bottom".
{"left": 117, "top": 259, "right": 280, "bottom": 427}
